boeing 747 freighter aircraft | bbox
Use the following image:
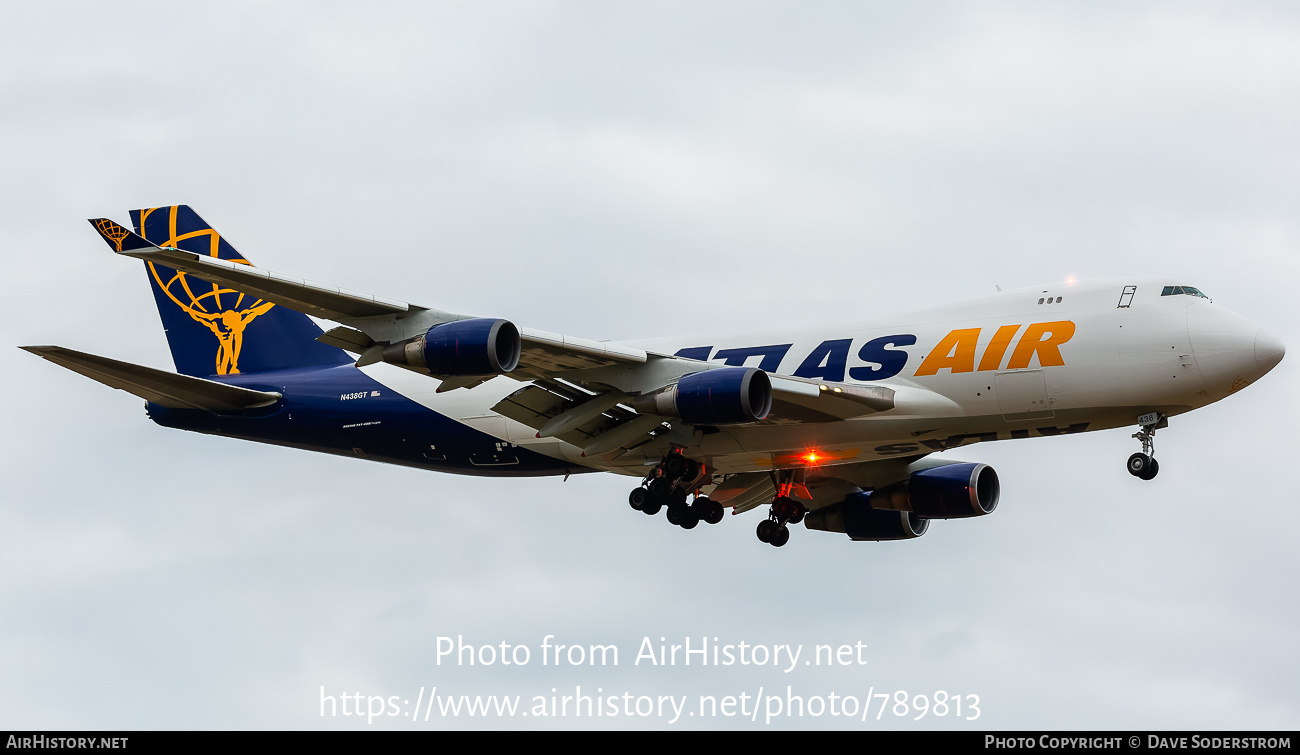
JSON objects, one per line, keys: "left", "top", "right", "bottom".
{"left": 23, "top": 206, "right": 1285, "bottom": 547}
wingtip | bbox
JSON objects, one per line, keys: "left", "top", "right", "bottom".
{"left": 86, "top": 217, "right": 153, "bottom": 253}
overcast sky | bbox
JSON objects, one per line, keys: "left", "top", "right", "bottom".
{"left": 2, "top": 1, "right": 1297, "bottom": 730}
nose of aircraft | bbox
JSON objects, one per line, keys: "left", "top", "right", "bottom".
{"left": 1187, "top": 303, "right": 1280, "bottom": 398}
{"left": 1255, "top": 328, "right": 1285, "bottom": 374}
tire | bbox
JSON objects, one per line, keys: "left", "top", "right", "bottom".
{"left": 665, "top": 456, "right": 687, "bottom": 479}
{"left": 1139, "top": 457, "right": 1160, "bottom": 481}
{"left": 770, "top": 525, "right": 790, "bottom": 547}
{"left": 756, "top": 519, "right": 775, "bottom": 543}
{"left": 641, "top": 500, "right": 662, "bottom": 516}
{"left": 788, "top": 503, "right": 806, "bottom": 525}
{"left": 628, "top": 487, "right": 648, "bottom": 511}
{"left": 702, "top": 499, "right": 724, "bottom": 525}
{"left": 1127, "top": 453, "right": 1151, "bottom": 478}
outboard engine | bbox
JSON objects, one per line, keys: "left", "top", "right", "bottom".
{"left": 804, "top": 462, "right": 999, "bottom": 541}
{"left": 869, "top": 463, "right": 999, "bottom": 519}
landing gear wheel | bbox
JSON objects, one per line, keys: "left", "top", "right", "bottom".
{"left": 1127, "top": 453, "right": 1154, "bottom": 479}
{"left": 772, "top": 496, "right": 797, "bottom": 521}
{"left": 666, "top": 504, "right": 683, "bottom": 526}
{"left": 678, "top": 511, "right": 700, "bottom": 530}
{"left": 1140, "top": 457, "right": 1160, "bottom": 481}
{"left": 698, "top": 498, "right": 724, "bottom": 525}
{"left": 788, "top": 503, "right": 806, "bottom": 525}
{"left": 641, "top": 500, "right": 662, "bottom": 516}
{"left": 769, "top": 525, "right": 790, "bottom": 547}
{"left": 648, "top": 478, "right": 671, "bottom": 499}
{"left": 628, "top": 488, "right": 648, "bottom": 511}
{"left": 756, "top": 519, "right": 776, "bottom": 543}
{"left": 665, "top": 455, "right": 688, "bottom": 479}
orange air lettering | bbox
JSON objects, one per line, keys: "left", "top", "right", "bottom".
{"left": 977, "top": 324, "right": 1022, "bottom": 372}
{"left": 914, "top": 328, "right": 981, "bottom": 376}
{"left": 1006, "top": 320, "right": 1076, "bottom": 369}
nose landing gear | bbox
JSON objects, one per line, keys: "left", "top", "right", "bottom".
{"left": 1127, "top": 413, "right": 1166, "bottom": 480}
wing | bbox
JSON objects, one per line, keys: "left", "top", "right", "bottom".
{"left": 87, "top": 216, "right": 901, "bottom": 457}
{"left": 88, "top": 218, "right": 647, "bottom": 377}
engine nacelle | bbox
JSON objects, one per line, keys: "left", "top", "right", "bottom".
{"left": 631, "top": 367, "right": 772, "bottom": 425}
{"left": 868, "top": 462, "right": 999, "bottom": 519}
{"left": 804, "top": 493, "right": 930, "bottom": 541}
{"left": 382, "top": 318, "right": 521, "bottom": 375}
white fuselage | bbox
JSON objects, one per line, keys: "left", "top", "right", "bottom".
{"left": 360, "top": 277, "right": 1283, "bottom": 480}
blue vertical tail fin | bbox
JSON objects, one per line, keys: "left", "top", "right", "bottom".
{"left": 130, "top": 205, "right": 351, "bottom": 377}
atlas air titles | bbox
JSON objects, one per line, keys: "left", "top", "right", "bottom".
{"left": 675, "top": 320, "right": 1076, "bottom": 382}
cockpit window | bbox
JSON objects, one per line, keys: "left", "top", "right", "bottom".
{"left": 1161, "top": 285, "right": 1209, "bottom": 299}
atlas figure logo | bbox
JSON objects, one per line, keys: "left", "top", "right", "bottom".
{"left": 148, "top": 261, "right": 275, "bottom": 375}
{"left": 134, "top": 206, "right": 278, "bottom": 375}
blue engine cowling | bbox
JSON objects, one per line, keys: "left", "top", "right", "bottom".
{"left": 675, "top": 367, "right": 772, "bottom": 424}
{"left": 804, "top": 493, "right": 930, "bottom": 541}
{"left": 804, "top": 463, "right": 999, "bottom": 541}
{"left": 632, "top": 367, "right": 772, "bottom": 425}
{"left": 868, "top": 463, "right": 1000, "bottom": 519}
{"left": 384, "top": 318, "right": 521, "bottom": 375}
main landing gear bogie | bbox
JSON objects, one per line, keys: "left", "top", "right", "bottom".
{"left": 755, "top": 519, "right": 790, "bottom": 547}
{"left": 627, "top": 453, "right": 723, "bottom": 531}
{"left": 757, "top": 494, "right": 806, "bottom": 548}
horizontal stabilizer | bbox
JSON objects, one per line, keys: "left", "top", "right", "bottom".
{"left": 20, "top": 346, "right": 282, "bottom": 412}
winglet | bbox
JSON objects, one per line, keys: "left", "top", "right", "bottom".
{"left": 87, "top": 218, "right": 154, "bottom": 253}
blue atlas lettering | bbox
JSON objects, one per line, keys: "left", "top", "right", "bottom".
{"left": 674, "top": 346, "right": 713, "bottom": 361}
{"left": 849, "top": 334, "right": 916, "bottom": 381}
{"left": 793, "top": 339, "right": 852, "bottom": 382}
{"left": 713, "top": 344, "right": 793, "bottom": 372}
